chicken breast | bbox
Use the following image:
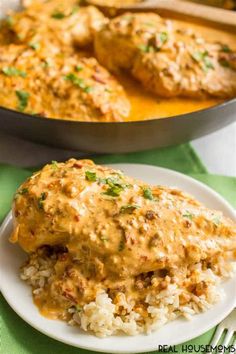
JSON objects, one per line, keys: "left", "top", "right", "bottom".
{"left": 0, "top": 44, "right": 130, "bottom": 121}
{"left": 2, "top": 0, "right": 107, "bottom": 50}
{"left": 95, "top": 13, "right": 236, "bottom": 98}
{"left": 12, "top": 159, "right": 236, "bottom": 276}
{"left": 12, "top": 159, "right": 236, "bottom": 334}
{"left": 95, "top": 13, "right": 169, "bottom": 71}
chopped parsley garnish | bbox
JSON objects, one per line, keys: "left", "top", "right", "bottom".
{"left": 122, "top": 15, "right": 134, "bottom": 21}
{"left": 5, "top": 16, "right": 14, "bottom": 27}
{"left": 220, "top": 44, "right": 232, "bottom": 53}
{"left": 85, "top": 171, "right": 97, "bottom": 182}
{"left": 138, "top": 32, "right": 168, "bottom": 53}
{"left": 52, "top": 6, "right": 79, "bottom": 19}
{"left": 191, "top": 50, "right": 214, "bottom": 72}
{"left": 75, "top": 65, "right": 83, "bottom": 72}
{"left": 104, "top": 185, "right": 124, "bottom": 197}
{"left": 98, "top": 177, "right": 107, "bottom": 184}
{"left": 64, "top": 73, "right": 79, "bottom": 82}
{"left": 2, "top": 67, "right": 26, "bottom": 78}
{"left": 144, "top": 21, "right": 155, "bottom": 27}
{"left": 118, "top": 236, "right": 125, "bottom": 252}
{"left": 120, "top": 204, "right": 140, "bottom": 214}
{"left": 70, "top": 6, "right": 80, "bottom": 15}
{"left": 64, "top": 73, "right": 92, "bottom": 93}
{"left": 105, "top": 88, "right": 112, "bottom": 93}
{"left": 212, "top": 216, "right": 221, "bottom": 226}
{"left": 191, "top": 51, "right": 205, "bottom": 62}
{"left": 203, "top": 57, "right": 214, "bottom": 70}
{"left": 15, "top": 90, "right": 30, "bottom": 112}
{"left": 138, "top": 44, "right": 155, "bottom": 53}
{"left": 101, "top": 176, "right": 130, "bottom": 197}
{"left": 76, "top": 305, "right": 82, "bottom": 312}
{"left": 29, "top": 42, "right": 40, "bottom": 50}
{"left": 100, "top": 235, "right": 108, "bottom": 242}
{"left": 203, "top": 57, "right": 214, "bottom": 72}
{"left": 51, "top": 160, "right": 58, "bottom": 169}
{"left": 219, "top": 59, "right": 230, "bottom": 68}
{"left": 38, "top": 192, "right": 47, "bottom": 210}
{"left": 17, "top": 188, "right": 29, "bottom": 195}
{"left": 83, "top": 86, "right": 93, "bottom": 93}
{"left": 51, "top": 11, "right": 66, "bottom": 19}
{"left": 143, "top": 187, "right": 154, "bottom": 200}
{"left": 41, "top": 60, "right": 51, "bottom": 69}
{"left": 159, "top": 32, "right": 168, "bottom": 45}
{"left": 183, "top": 212, "right": 193, "bottom": 220}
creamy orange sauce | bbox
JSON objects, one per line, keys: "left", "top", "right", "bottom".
{"left": 119, "top": 20, "right": 235, "bottom": 121}
{"left": 34, "top": 297, "right": 63, "bottom": 320}
{"left": 119, "top": 72, "right": 222, "bottom": 121}
{"left": 13, "top": 159, "right": 236, "bottom": 323}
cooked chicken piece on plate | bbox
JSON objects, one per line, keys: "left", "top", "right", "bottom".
{"left": 0, "top": 44, "right": 130, "bottom": 121}
{"left": 12, "top": 159, "right": 236, "bottom": 271}
{"left": 11, "top": 159, "right": 236, "bottom": 336}
{"left": 95, "top": 13, "right": 236, "bottom": 98}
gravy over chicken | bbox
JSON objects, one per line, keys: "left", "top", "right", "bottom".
{"left": 95, "top": 12, "right": 236, "bottom": 99}
{"left": 11, "top": 160, "right": 236, "bottom": 321}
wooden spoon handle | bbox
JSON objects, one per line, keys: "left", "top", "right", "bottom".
{"left": 124, "top": 0, "right": 236, "bottom": 32}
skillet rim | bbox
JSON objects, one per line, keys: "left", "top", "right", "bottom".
{"left": 0, "top": 97, "right": 236, "bottom": 125}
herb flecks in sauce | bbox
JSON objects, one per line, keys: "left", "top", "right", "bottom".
{"left": 5, "top": 16, "right": 14, "bottom": 27}
{"left": 219, "top": 59, "right": 230, "bottom": 68}
{"left": 138, "top": 44, "right": 155, "bottom": 53}
{"left": 29, "top": 42, "right": 40, "bottom": 50}
{"left": 183, "top": 212, "right": 194, "bottom": 220}
{"left": 2, "top": 67, "right": 26, "bottom": 78}
{"left": 103, "top": 176, "right": 130, "bottom": 197}
{"left": 138, "top": 31, "right": 168, "bottom": 53}
{"left": 38, "top": 192, "right": 47, "bottom": 210}
{"left": 221, "top": 44, "right": 232, "bottom": 53}
{"left": 143, "top": 187, "right": 154, "bottom": 200}
{"left": 64, "top": 73, "right": 93, "bottom": 93}
{"left": 120, "top": 204, "right": 140, "bottom": 214}
{"left": 85, "top": 171, "right": 97, "bottom": 182}
{"left": 15, "top": 90, "right": 30, "bottom": 112}
{"left": 51, "top": 11, "right": 66, "bottom": 19}
{"left": 118, "top": 235, "right": 125, "bottom": 251}
{"left": 212, "top": 216, "right": 221, "bottom": 226}
{"left": 100, "top": 235, "right": 109, "bottom": 242}
{"left": 191, "top": 50, "right": 214, "bottom": 72}
{"left": 159, "top": 32, "right": 168, "bottom": 45}
{"left": 75, "top": 65, "right": 83, "bottom": 72}
{"left": 51, "top": 160, "right": 58, "bottom": 170}
{"left": 17, "top": 187, "right": 29, "bottom": 196}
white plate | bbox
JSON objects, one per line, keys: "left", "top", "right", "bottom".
{"left": 0, "top": 164, "right": 236, "bottom": 353}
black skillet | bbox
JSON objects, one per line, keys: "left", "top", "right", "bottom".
{"left": 1, "top": 0, "right": 236, "bottom": 153}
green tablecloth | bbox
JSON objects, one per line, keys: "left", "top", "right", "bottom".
{"left": 0, "top": 143, "right": 235, "bottom": 354}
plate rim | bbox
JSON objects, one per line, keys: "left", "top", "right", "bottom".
{"left": 0, "top": 163, "right": 236, "bottom": 353}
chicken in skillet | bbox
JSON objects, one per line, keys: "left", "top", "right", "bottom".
{"left": 0, "top": 44, "right": 130, "bottom": 121}
{"left": 95, "top": 12, "right": 236, "bottom": 98}
{"left": 1, "top": 0, "right": 107, "bottom": 50}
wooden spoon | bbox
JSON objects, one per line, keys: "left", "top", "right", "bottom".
{"left": 86, "top": 0, "right": 236, "bottom": 32}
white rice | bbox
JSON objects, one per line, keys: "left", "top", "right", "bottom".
{"left": 20, "top": 252, "right": 235, "bottom": 338}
